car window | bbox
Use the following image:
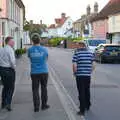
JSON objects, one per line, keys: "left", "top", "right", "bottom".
{"left": 88, "top": 40, "right": 106, "bottom": 46}
{"left": 105, "top": 46, "right": 120, "bottom": 51}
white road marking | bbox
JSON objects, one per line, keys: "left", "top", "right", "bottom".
{"left": 49, "top": 66, "right": 81, "bottom": 120}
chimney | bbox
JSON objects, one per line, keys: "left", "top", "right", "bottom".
{"left": 30, "top": 20, "right": 33, "bottom": 24}
{"left": 61, "top": 13, "right": 66, "bottom": 18}
{"left": 40, "top": 20, "right": 42, "bottom": 25}
{"left": 87, "top": 5, "right": 91, "bottom": 15}
{"left": 94, "top": 2, "right": 98, "bottom": 13}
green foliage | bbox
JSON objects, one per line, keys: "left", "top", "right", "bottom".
{"left": 49, "top": 37, "right": 65, "bottom": 47}
{"left": 23, "top": 20, "right": 47, "bottom": 38}
{"left": 48, "top": 37, "right": 89, "bottom": 46}
{"left": 15, "top": 48, "right": 26, "bottom": 56}
{"left": 73, "top": 37, "right": 84, "bottom": 42}
{"left": 23, "top": 20, "right": 30, "bottom": 31}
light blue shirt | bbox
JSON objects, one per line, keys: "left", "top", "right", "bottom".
{"left": 28, "top": 46, "right": 48, "bottom": 74}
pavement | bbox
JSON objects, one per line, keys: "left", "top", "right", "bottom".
{"left": 0, "top": 47, "right": 120, "bottom": 120}
{"left": 0, "top": 55, "right": 78, "bottom": 120}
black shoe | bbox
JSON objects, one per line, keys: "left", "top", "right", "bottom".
{"left": 41, "top": 105, "right": 50, "bottom": 111}
{"left": 5, "top": 105, "right": 12, "bottom": 112}
{"left": 86, "top": 104, "right": 91, "bottom": 111}
{"left": 1, "top": 104, "right": 5, "bottom": 109}
{"left": 77, "top": 111, "right": 85, "bottom": 116}
{"left": 86, "top": 107, "right": 90, "bottom": 111}
{"left": 34, "top": 108, "right": 39, "bottom": 112}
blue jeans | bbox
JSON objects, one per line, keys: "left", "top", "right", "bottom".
{"left": 0, "top": 67, "right": 15, "bottom": 106}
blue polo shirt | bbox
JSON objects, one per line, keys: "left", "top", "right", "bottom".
{"left": 72, "top": 48, "right": 94, "bottom": 76}
{"left": 28, "top": 46, "right": 48, "bottom": 74}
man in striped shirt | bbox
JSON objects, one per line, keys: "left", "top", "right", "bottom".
{"left": 72, "top": 42, "right": 95, "bottom": 118}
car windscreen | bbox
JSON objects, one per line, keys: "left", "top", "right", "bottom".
{"left": 88, "top": 40, "right": 106, "bottom": 46}
{"left": 105, "top": 46, "right": 120, "bottom": 51}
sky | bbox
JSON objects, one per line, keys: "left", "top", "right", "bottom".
{"left": 22, "top": 0, "right": 109, "bottom": 25}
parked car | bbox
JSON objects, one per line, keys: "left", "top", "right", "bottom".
{"left": 95, "top": 44, "right": 120, "bottom": 63}
{"left": 84, "top": 39, "right": 106, "bottom": 53}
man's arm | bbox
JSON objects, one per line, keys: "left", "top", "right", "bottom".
{"left": 91, "top": 53, "right": 96, "bottom": 72}
{"left": 72, "top": 52, "right": 77, "bottom": 74}
{"left": 9, "top": 49, "right": 16, "bottom": 69}
{"left": 72, "top": 63, "right": 77, "bottom": 73}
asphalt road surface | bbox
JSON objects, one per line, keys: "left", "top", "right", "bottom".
{"left": 48, "top": 47, "right": 120, "bottom": 120}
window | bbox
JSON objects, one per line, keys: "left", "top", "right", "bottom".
{"left": 112, "top": 16, "right": 115, "bottom": 25}
{"left": 2, "top": 22, "right": 5, "bottom": 36}
{"left": 68, "top": 22, "right": 71, "bottom": 26}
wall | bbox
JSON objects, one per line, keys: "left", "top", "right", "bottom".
{"left": 57, "top": 18, "right": 73, "bottom": 37}
{"left": 0, "top": 0, "right": 24, "bottom": 49}
{"left": 112, "top": 33, "right": 120, "bottom": 44}
{"left": 48, "top": 28, "right": 57, "bottom": 37}
{"left": 92, "top": 19, "right": 108, "bottom": 39}
{"left": 109, "top": 14, "right": 120, "bottom": 33}
{"left": 1, "top": 0, "right": 7, "bottom": 18}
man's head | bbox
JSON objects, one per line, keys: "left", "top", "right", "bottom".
{"left": 78, "top": 41, "right": 86, "bottom": 49}
{"left": 31, "top": 35, "right": 40, "bottom": 45}
{"left": 5, "top": 36, "right": 15, "bottom": 48}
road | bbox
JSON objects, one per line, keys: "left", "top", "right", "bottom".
{"left": 48, "top": 47, "right": 120, "bottom": 120}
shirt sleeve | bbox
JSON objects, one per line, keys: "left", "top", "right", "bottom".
{"left": 9, "top": 48, "right": 16, "bottom": 69}
{"left": 72, "top": 52, "right": 77, "bottom": 63}
{"left": 27, "top": 49, "right": 30, "bottom": 58}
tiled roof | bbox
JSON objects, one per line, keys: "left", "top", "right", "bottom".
{"left": 48, "top": 17, "right": 69, "bottom": 29}
{"left": 55, "top": 17, "right": 68, "bottom": 28}
{"left": 90, "top": 0, "right": 120, "bottom": 22}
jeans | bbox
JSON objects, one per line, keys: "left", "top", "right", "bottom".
{"left": 76, "top": 76, "right": 91, "bottom": 114}
{"left": 31, "top": 73, "right": 48, "bottom": 109}
{"left": 0, "top": 67, "right": 15, "bottom": 106}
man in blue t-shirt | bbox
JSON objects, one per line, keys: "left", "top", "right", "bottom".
{"left": 28, "top": 35, "right": 50, "bottom": 112}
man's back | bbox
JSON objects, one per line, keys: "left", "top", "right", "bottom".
{"left": 72, "top": 48, "right": 93, "bottom": 76}
{"left": 0, "top": 46, "right": 15, "bottom": 68}
{"left": 28, "top": 46, "right": 48, "bottom": 74}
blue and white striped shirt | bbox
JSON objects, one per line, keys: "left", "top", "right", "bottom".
{"left": 72, "top": 48, "right": 94, "bottom": 76}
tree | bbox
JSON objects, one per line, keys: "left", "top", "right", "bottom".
{"left": 23, "top": 20, "right": 47, "bottom": 38}
{"left": 23, "top": 20, "right": 30, "bottom": 31}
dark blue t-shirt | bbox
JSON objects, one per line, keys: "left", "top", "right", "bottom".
{"left": 28, "top": 46, "right": 48, "bottom": 74}
{"left": 72, "top": 48, "right": 94, "bottom": 76}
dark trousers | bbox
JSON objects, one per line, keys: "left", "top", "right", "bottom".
{"left": 76, "top": 76, "right": 91, "bottom": 114}
{"left": 31, "top": 73, "right": 48, "bottom": 109}
{"left": 0, "top": 67, "right": 15, "bottom": 106}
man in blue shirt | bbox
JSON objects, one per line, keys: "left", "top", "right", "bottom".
{"left": 72, "top": 42, "right": 95, "bottom": 118}
{"left": 28, "top": 35, "right": 50, "bottom": 112}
